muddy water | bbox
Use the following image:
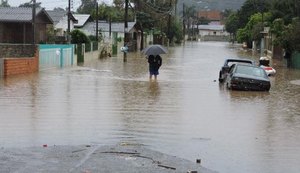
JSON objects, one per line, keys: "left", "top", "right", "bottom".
{"left": 0, "top": 42, "right": 300, "bottom": 173}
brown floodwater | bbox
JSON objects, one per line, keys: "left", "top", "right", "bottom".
{"left": 0, "top": 42, "right": 300, "bottom": 173}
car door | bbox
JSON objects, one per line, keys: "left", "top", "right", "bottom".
{"left": 225, "top": 64, "right": 236, "bottom": 89}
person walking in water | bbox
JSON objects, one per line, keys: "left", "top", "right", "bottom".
{"left": 148, "top": 55, "right": 162, "bottom": 80}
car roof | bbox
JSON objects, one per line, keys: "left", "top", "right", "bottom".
{"left": 235, "top": 63, "right": 259, "bottom": 67}
{"left": 225, "top": 58, "right": 254, "bottom": 63}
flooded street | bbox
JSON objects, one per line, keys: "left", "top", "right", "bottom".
{"left": 1, "top": 42, "right": 300, "bottom": 173}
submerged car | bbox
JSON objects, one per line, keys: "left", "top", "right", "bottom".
{"left": 219, "top": 58, "right": 255, "bottom": 83}
{"left": 225, "top": 64, "right": 271, "bottom": 91}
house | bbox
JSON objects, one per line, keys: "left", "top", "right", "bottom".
{"left": 197, "top": 22, "right": 229, "bottom": 41}
{"left": 98, "top": 22, "right": 139, "bottom": 38}
{"left": 73, "top": 14, "right": 94, "bottom": 36}
{"left": 198, "top": 23, "right": 227, "bottom": 36}
{"left": 73, "top": 18, "right": 143, "bottom": 51}
{"left": 0, "top": 7, "right": 53, "bottom": 44}
{"left": 97, "top": 21, "right": 143, "bottom": 51}
{"left": 46, "top": 10, "right": 78, "bottom": 37}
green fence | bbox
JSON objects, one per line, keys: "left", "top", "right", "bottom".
{"left": 291, "top": 51, "right": 300, "bottom": 69}
{"left": 84, "top": 42, "right": 99, "bottom": 52}
{"left": 39, "top": 44, "right": 75, "bottom": 71}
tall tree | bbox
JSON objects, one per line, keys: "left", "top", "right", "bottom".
{"left": 19, "top": 1, "right": 41, "bottom": 8}
{"left": 225, "top": 12, "right": 239, "bottom": 43}
{"left": 271, "top": 0, "right": 300, "bottom": 24}
{"left": 77, "top": 0, "right": 95, "bottom": 14}
{"left": 237, "top": 0, "right": 271, "bottom": 29}
{"left": 271, "top": 18, "right": 300, "bottom": 52}
{"left": 0, "top": 0, "right": 10, "bottom": 7}
{"left": 237, "top": 12, "right": 272, "bottom": 46}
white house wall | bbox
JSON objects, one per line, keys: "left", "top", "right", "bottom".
{"left": 199, "top": 30, "right": 229, "bottom": 36}
{"left": 55, "top": 16, "right": 75, "bottom": 36}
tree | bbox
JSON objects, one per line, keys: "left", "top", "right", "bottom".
{"left": 237, "top": 0, "right": 271, "bottom": 29}
{"left": 91, "top": 3, "right": 122, "bottom": 22}
{"left": 236, "top": 12, "right": 272, "bottom": 46}
{"left": 270, "top": 18, "right": 285, "bottom": 46}
{"left": 77, "top": 0, "right": 95, "bottom": 14}
{"left": 19, "top": 1, "right": 41, "bottom": 8}
{"left": 236, "top": 28, "right": 249, "bottom": 44}
{"left": 169, "top": 17, "right": 183, "bottom": 43}
{"left": 288, "top": 18, "right": 300, "bottom": 51}
{"left": 135, "top": 0, "right": 177, "bottom": 42}
{"left": 271, "top": 18, "right": 300, "bottom": 52}
{"left": 270, "top": 0, "right": 300, "bottom": 24}
{"left": 183, "top": 5, "right": 197, "bottom": 40}
{"left": 225, "top": 12, "right": 239, "bottom": 43}
{"left": 70, "top": 30, "right": 90, "bottom": 44}
{"left": 0, "top": 0, "right": 10, "bottom": 7}
{"left": 53, "top": 7, "right": 65, "bottom": 11}
{"left": 113, "top": 0, "right": 124, "bottom": 9}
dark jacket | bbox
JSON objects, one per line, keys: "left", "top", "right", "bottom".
{"left": 148, "top": 55, "right": 162, "bottom": 71}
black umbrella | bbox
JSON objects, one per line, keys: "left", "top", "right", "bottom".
{"left": 142, "top": 44, "right": 168, "bottom": 56}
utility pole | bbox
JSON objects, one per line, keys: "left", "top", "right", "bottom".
{"left": 182, "top": 3, "right": 185, "bottom": 45}
{"left": 260, "top": 0, "right": 264, "bottom": 57}
{"left": 123, "top": 0, "right": 128, "bottom": 62}
{"left": 67, "top": 0, "right": 71, "bottom": 43}
{"left": 32, "top": 0, "right": 36, "bottom": 44}
{"left": 95, "top": 0, "right": 98, "bottom": 41}
{"left": 167, "top": 0, "right": 172, "bottom": 44}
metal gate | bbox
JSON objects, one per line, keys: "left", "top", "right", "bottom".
{"left": 39, "top": 44, "right": 75, "bottom": 71}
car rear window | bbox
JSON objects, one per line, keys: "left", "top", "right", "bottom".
{"left": 227, "top": 61, "right": 253, "bottom": 67}
{"left": 236, "top": 65, "right": 266, "bottom": 77}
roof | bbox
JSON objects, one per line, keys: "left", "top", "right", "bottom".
{"left": 47, "top": 10, "right": 77, "bottom": 25}
{"left": 198, "top": 10, "right": 222, "bottom": 21}
{"left": 73, "top": 14, "right": 93, "bottom": 28}
{"left": 0, "top": 7, "right": 53, "bottom": 23}
{"left": 78, "top": 21, "right": 138, "bottom": 36}
{"left": 224, "top": 58, "right": 255, "bottom": 65}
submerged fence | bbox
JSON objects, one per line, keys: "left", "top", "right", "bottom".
{"left": 291, "top": 52, "right": 300, "bottom": 69}
{"left": 0, "top": 58, "right": 3, "bottom": 78}
{"left": 39, "top": 44, "right": 75, "bottom": 71}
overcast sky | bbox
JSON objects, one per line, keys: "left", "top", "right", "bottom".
{"left": 7, "top": 0, "right": 113, "bottom": 10}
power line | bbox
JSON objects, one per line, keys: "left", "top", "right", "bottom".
{"left": 144, "top": 1, "right": 174, "bottom": 15}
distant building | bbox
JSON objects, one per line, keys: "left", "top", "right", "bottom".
{"left": 195, "top": 10, "right": 229, "bottom": 41}
{"left": 197, "top": 10, "right": 223, "bottom": 22}
{"left": 73, "top": 14, "right": 94, "bottom": 36}
{"left": 47, "top": 10, "right": 78, "bottom": 37}
{"left": 198, "top": 23, "right": 228, "bottom": 36}
{"left": 196, "top": 22, "right": 229, "bottom": 41}
{"left": 0, "top": 7, "right": 53, "bottom": 44}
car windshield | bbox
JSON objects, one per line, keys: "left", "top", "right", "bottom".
{"left": 236, "top": 65, "right": 266, "bottom": 77}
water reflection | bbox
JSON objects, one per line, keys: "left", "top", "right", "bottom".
{"left": 148, "top": 81, "right": 160, "bottom": 101}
